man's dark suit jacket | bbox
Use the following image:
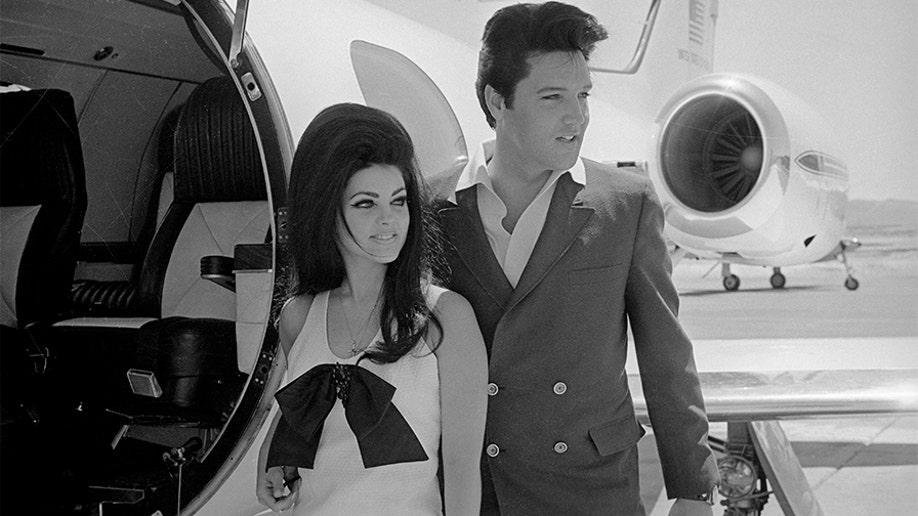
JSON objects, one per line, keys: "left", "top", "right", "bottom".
{"left": 432, "top": 158, "right": 718, "bottom": 515}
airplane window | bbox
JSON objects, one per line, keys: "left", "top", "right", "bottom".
{"left": 796, "top": 152, "right": 821, "bottom": 173}
{"left": 796, "top": 151, "right": 849, "bottom": 179}
{"left": 821, "top": 154, "right": 849, "bottom": 179}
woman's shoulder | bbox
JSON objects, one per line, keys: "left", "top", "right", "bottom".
{"left": 424, "top": 285, "right": 478, "bottom": 349}
{"left": 278, "top": 294, "right": 316, "bottom": 355}
{"left": 425, "top": 284, "right": 474, "bottom": 317}
{"left": 423, "top": 285, "right": 486, "bottom": 370}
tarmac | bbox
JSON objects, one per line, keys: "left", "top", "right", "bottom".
{"left": 640, "top": 249, "right": 918, "bottom": 514}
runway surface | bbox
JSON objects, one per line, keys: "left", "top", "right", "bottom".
{"left": 640, "top": 236, "right": 918, "bottom": 514}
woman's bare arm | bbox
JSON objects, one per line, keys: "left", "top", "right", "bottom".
{"left": 430, "top": 287, "right": 488, "bottom": 516}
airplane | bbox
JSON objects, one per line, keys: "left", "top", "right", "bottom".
{"left": 0, "top": 1, "right": 909, "bottom": 515}
{"left": 647, "top": 70, "right": 862, "bottom": 293}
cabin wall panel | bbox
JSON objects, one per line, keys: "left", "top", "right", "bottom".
{"left": 78, "top": 73, "right": 178, "bottom": 245}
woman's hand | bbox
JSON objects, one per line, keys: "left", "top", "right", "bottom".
{"left": 256, "top": 465, "right": 299, "bottom": 512}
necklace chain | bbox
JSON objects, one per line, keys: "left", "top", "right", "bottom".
{"left": 338, "top": 288, "right": 382, "bottom": 356}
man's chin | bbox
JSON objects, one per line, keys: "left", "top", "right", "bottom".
{"left": 552, "top": 155, "right": 580, "bottom": 172}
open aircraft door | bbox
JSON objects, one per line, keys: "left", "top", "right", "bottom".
{"left": 166, "top": 2, "right": 291, "bottom": 514}
{"left": 1, "top": 0, "right": 291, "bottom": 513}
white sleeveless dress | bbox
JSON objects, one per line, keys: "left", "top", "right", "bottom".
{"left": 284, "top": 291, "right": 442, "bottom": 515}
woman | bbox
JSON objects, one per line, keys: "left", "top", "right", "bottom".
{"left": 256, "top": 103, "right": 487, "bottom": 515}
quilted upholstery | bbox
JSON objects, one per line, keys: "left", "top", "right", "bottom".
{"left": 49, "top": 76, "right": 268, "bottom": 419}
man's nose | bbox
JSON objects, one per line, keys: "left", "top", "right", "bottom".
{"left": 564, "top": 97, "right": 587, "bottom": 125}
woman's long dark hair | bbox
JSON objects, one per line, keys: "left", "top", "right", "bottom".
{"left": 286, "top": 103, "right": 441, "bottom": 363}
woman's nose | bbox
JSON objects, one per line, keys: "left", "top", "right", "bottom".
{"left": 378, "top": 207, "right": 394, "bottom": 225}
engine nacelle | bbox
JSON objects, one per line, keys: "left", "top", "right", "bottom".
{"left": 649, "top": 73, "right": 849, "bottom": 266}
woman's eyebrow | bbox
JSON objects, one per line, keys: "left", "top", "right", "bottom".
{"left": 348, "top": 187, "right": 405, "bottom": 200}
{"left": 348, "top": 191, "right": 379, "bottom": 200}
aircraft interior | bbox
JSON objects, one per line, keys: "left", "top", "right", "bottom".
{"left": 1, "top": 1, "right": 289, "bottom": 513}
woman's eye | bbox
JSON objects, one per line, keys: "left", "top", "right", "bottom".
{"left": 353, "top": 199, "right": 375, "bottom": 208}
{"left": 579, "top": 92, "right": 591, "bottom": 99}
{"left": 392, "top": 196, "right": 407, "bottom": 206}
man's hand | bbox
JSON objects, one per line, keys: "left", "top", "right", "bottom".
{"left": 256, "top": 465, "right": 300, "bottom": 512}
{"left": 668, "top": 497, "right": 714, "bottom": 516}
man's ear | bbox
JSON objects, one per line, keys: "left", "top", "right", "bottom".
{"left": 484, "top": 84, "right": 505, "bottom": 123}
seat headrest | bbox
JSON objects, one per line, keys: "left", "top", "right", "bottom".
{"left": 0, "top": 89, "right": 87, "bottom": 209}
{"left": 173, "top": 77, "right": 267, "bottom": 203}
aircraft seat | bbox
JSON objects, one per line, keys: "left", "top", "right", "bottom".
{"left": 0, "top": 88, "right": 88, "bottom": 501}
{"left": 0, "top": 89, "right": 88, "bottom": 332}
{"left": 0, "top": 89, "right": 88, "bottom": 414}
{"left": 49, "top": 76, "right": 269, "bottom": 429}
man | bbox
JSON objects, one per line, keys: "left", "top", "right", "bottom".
{"left": 432, "top": 2, "right": 718, "bottom": 514}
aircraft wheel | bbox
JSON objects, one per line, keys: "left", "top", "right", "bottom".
{"left": 770, "top": 272, "right": 786, "bottom": 289}
{"left": 845, "top": 277, "right": 859, "bottom": 290}
{"left": 723, "top": 274, "right": 740, "bottom": 291}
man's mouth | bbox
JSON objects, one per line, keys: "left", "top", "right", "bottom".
{"left": 557, "top": 135, "right": 578, "bottom": 143}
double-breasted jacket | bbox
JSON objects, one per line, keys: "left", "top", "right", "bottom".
{"left": 432, "top": 159, "right": 718, "bottom": 515}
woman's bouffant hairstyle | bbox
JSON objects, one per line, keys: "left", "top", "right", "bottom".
{"left": 476, "top": 1, "right": 608, "bottom": 128}
{"left": 285, "top": 103, "right": 441, "bottom": 363}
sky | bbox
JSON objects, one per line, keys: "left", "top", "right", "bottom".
{"left": 712, "top": 0, "right": 918, "bottom": 202}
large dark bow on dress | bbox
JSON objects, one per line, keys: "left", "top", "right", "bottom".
{"left": 266, "top": 363, "right": 429, "bottom": 470}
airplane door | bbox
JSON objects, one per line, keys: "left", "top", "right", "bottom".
{"left": 350, "top": 40, "right": 468, "bottom": 178}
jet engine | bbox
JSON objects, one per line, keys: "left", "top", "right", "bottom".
{"left": 649, "top": 73, "right": 849, "bottom": 268}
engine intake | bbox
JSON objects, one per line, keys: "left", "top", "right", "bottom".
{"left": 661, "top": 96, "right": 763, "bottom": 212}
{"left": 652, "top": 74, "right": 791, "bottom": 221}
{"left": 648, "top": 73, "right": 849, "bottom": 266}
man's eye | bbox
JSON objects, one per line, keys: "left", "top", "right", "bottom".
{"left": 579, "top": 92, "right": 591, "bottom": 99}
{"left": 542, "top": 94, "right": 560, "bottom": 100}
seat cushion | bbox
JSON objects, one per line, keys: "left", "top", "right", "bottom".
{"left": 0, "top": 205, "right": 40, "bottom": 327}
{"left": 160, "top": 201, "right": 270, "bottom": 319}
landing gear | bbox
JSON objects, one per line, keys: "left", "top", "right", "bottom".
{"left": 709, "top": 421, "right": 826, "bottom": 515}
{"left": 769, "top": 267, "right": 786, "bottom": 289}
{"left": 722, "top": 263, "right": 741, "bottom": 291}
{"left": 709, "top": 424, "right": 767, "bottom": 515}
{"left": 838, "top": 239, "right": 860, "bottom": 290}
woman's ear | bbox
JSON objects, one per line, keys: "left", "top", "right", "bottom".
{"left": 484, "top": 84, "right": 506, "bottom": 123}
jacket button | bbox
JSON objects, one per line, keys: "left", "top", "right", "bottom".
{"left": 552, "top": 382, "right": 567, "bottom": 395}
{"left": 486, "top": 444, "right": 500, "bottom": 457}
{"left": 487, "top": 383, "right": 499, "bottom": 396}
{"left": 553, "top": 441, "right": 568, "bottom": 454}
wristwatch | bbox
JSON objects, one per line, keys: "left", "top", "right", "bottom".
{"left": 689, "top": 486, "right": 717, "bottom": 506}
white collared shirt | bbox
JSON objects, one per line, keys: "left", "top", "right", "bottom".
{"left": 452, "top": 140, "right": 586, "bottom": 288}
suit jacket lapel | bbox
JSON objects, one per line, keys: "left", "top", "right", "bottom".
{"left": 439, "top": 188, "right": 514, "bottom": 307}
{"left": 509, "top": 174, "right": 594, "bottom": 308}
